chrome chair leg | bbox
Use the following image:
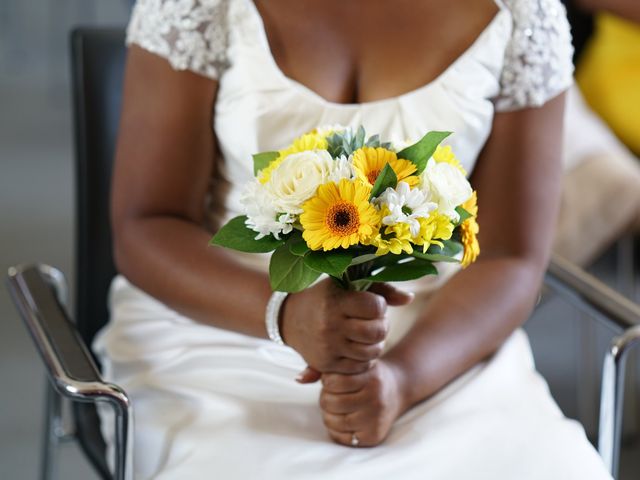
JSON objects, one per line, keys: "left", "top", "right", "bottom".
{"left": 39, "top": 265, "right": 72, "bottom": 480}
{"left": 577, "top": 310, "right": 599, "bottom": 439}
{"left": 41, "top": 381, "right": 60, "bottom": 480}
{"left": 41, "top": 381, "right": 74, "bottom": 480}
{"left": 103, "top": 383, "right": 133, "bottom": 480}
{"left": 598, "top": 325, "right": 640, "bottom": 478}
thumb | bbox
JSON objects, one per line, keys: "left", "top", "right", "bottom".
{"left": 369, "top": 283, "right": 414, "bottom": 307}
{"left": 296, "top": 366, "right": 321, "bottom": 384}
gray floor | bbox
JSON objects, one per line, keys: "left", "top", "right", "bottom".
{"left": 1, "top": 2, "right": 639, "bottom": 479}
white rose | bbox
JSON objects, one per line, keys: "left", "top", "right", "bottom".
{"left": 420, "top": 158, "right": 472, "bottom": 221}
{"left": 266, "top": 150, "right": 335, "bottom": 214}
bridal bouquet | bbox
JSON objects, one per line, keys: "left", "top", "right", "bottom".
{"left": 211, "top": 126, "right": 479, "bottom": 292}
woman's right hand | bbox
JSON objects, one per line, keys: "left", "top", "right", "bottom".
{"left": 280, "top": 279, "right": 414, "bottom": 379}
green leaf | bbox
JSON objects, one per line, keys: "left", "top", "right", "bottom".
{"left": 342, "top": 136, "right": 352, "bottom": 156}
{"left": 418, "top": 239, "right": 464, "bottom": 262}
{"left": 289, "top": 239, "right": 310, "bottom": 256}
{"left": 371, "top": 253, "right": 411, "bottom": 269}
{"left": 411, "top": 247, "right": 460, "bottom": 263}
{"left": 349, "top": 254, "right": 378, "bottom": 266}
{"left": 368, "top": 259, "right": 438, "bottom": 282}
{"left": 252, "top": 151, "right": 280, "bottom": 176}
{"left": 285, "top": 231, "right": 310, "bottom": 256}
{"left": 304, "top": 250, "right": 353, "bottom": 278}
{"left": 210, "top": 216, "right": 284, "bottom": 253}
{"left": 397, "top": 131, "right": 452, "bottom": 175}
{"left": 355, "top": 126, "right": 366, "bottom": 149}
{"left": 269, "top": 245, "right": 322, "bottom": 293}
{"left": 406, "top": 240, "right": 464, "bottom": 264}
{"left": 365, "top": 134, "right": 381, "bottom": 148}
{"left": 369, "top": 163, "right": 398, "bottom": 199}
{"left": 455, "top": 206, "right": 472, "bottom": 225}
{"left": 327, "top": 133, "right": 341, "bottom": 158}
{"left": 412, "top": 250, "right": 458, "bottom": 263}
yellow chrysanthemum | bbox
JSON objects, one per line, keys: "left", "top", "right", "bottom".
{"left": 259, "top": 132, "right": 329, "bottom": 184}
{"left": 433, "top": 145, "right": 467, "bottom": 176}
{"left": 300, "top": 179, "right": 380, "bottom": 251}
{"left": 414, "top": 212, "right": 455, "bottom": 252}
{"left": 368, "top": 222, "right": 414, "bottom": 256}
{"left": 352, "top": 147, "right": 419, "bottom": 188}
{"left": 460, "top": 191, "right": 480, "bottom": 268}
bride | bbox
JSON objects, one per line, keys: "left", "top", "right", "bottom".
{"left": 94, "top": 0, "right": 613, "bottom": 478}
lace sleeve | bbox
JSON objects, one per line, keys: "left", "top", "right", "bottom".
{"left": 495, "top": 0, "right": 575, "bottom": 112}
{"left": 126, "top": 0, "right": 231, "bottom": 80}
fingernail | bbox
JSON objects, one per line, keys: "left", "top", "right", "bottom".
{"left": 295, "top": 374, "right": 304, "bottom": 383}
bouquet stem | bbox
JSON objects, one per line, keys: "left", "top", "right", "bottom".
{"left": 337, "top": 262, "right": 375, "bottom": 291}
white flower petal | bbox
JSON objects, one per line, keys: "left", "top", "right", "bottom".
{"left": 420, "top": 159, "right": 472, "bottom": 221}
{"left": 266, "top": 150, "right": 335, "bottom": 215}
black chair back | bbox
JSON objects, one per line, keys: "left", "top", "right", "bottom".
{"left": 70, "top": 27, "right": 126, "bottom": 480}
{"left": 561, "top": 0, "right": 595, "bottom": 64}
{"left": 72, "top": 27, "right": 125, "bottom": 345}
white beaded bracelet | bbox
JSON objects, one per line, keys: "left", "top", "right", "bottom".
{"left": 265, "top": 291, "right": 289, "bottom": 345}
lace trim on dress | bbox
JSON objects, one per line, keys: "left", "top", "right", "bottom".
{"left": 126, "top": 0, "right": 231, "bottom": 80}
{"left": 495, "top": 0, "right": 574, "bottom": 111}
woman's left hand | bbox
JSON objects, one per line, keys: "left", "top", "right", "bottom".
{"left": 319, "top": 359, "right": 408, "bottom": 447}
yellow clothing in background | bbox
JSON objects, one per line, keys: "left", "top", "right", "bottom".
{"left": 577, "top": 13, "right": 640, "bottom": 155}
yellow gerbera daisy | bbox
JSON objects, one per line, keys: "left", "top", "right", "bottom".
{"left": 433, "top": 145, "right": 467, "bottom": 176}
{"left": 460, "top": 191, "right": 480, "bottom": 268}
{"left": 368, "top": 222, "right": 414, "bottom": 256}
{"left": 259, "top": 132, "right": 329, "bottom": 184}
{"left": 352, "top": 147, "right": 419, "bottom": 188}
{"left": 300, "top": 179, "right": 380, "bottom": 251}
{"left": 414, "top": 212, "right": 454, "bottom": 252}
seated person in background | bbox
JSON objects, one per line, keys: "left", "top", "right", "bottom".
{"left": 576, "top": 0, "right": 640, "bottom": 155}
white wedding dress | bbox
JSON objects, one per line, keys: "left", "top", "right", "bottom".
{"left": 93, "top": 0, "right": 613, "bottom": 478}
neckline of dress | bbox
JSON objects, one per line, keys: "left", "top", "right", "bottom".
{"left": 246, "top": 0, "right": 507, "bottom": 109}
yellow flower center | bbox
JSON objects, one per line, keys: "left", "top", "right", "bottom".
{"left": 366, "top": 169, "right": 381, "bottom": 185}
{"left": 326, "top": 202, "right": 360, "bottom": 236}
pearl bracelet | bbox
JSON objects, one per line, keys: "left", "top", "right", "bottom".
{"left": 265, "top": 291, "right": 289, "bottom": 346}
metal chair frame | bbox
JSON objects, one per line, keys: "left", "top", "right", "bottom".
{"left": 7, "top": 264, "right": 132, "bottom": 480}
{"left": 545, "top": 254, "right": 640, "bottom": 476}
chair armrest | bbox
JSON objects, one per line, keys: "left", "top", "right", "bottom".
{"left": 6, "top": 264, "right": 131, "bottom": 480}
{"left": 544, "top": 254, "right": 640, "bottom": 478}
{"left": 544, "top": 254, "right": 640, "bottom": 330}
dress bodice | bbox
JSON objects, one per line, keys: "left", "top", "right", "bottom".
{"left": 126, "top": 0, "right": 574, "bottom": 225}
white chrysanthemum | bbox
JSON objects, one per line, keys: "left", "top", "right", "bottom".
{"left": 266, "top": 149, "right": 335, "bottom": 215}
{"left": 420, "top": 158, "right": 473, "bottom": 222}
{"left": 377, "top": 181, "right": 437, "bottom": 236}
{"left": 240, "top": 180, "right": 294, "bottom": 240}
{"left": 328, "top": 155, "right": 355, "bottom": 183}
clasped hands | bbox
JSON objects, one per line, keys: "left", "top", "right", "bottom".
{"left": 280, "top": 279, "right": 414, "bottom": 447}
